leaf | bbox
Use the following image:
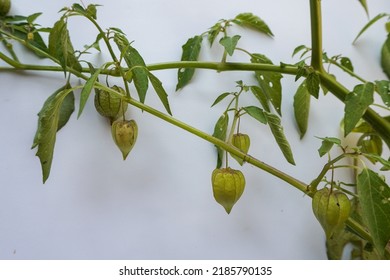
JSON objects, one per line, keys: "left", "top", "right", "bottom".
{"left": 382, "top": 34, "right": 390, "bottom": 80}
{"left": 211, "top": 92, "right": 232, "bottom": 107}
{"left": 212, "top": 113, "right": 229, "bottom": 168}
{"left": 26, "top": 13, "right": 42, "bottom": 24}
{"left": 362, "top": 154, "right": 390, "bottom": 170}
{"left": 375, "top": 80, "right": 390, "bottom": 107}
{"left": 147, "top": 72, "right": 172, "bottom": 115}
{"left": 208, "top": 22, "right": 222, "bottom": 47}
{"left": 243, "top": 106, "right": 267, "bottom": 124}
{"left": 344, "top": 82, "right": 374, "bottom": 136}
{"left": 58, "top": 88, "right": 75, "bottom": 131}
{"left": 292, "top": 45, "right": 309, "bottom": 58}
{"left": 176, "top": 35, "right": 203, "bottom": 91}
{"left": 234, "top": 13, "right": 274, "bottom": 37}
{"left": 32, "top": 86, "right": 75, "bottom": 183}
{"left": 251, "top": 53, "right": 283, "bottom": 115}
{"left": 293, "top": 81, "right": 311, "bottom": 138}
{"left": 340, "top": 57, "right": 354, "bottom": 72}
{"left": 48, "top": 19, "right": 82, "bottom": 72}
{"left": 250, "top": 86, "right": 271, "bottom": 112}
{"left": 114, "top": 33, "right": 149, "bottom": 103}
{"left": 219, "top": 35, "right": 241, "bottom": 56}
{"left": 78, "top": 65, "right": 103, "bottom": 118}
{"left": 317, "top": 137, "right": 342, "bottom": 157}
{"left": 306, "top": 72, "right": 320, "bottom": 99}
{"left": 357, "top": 134, "right": 383, "bottom": 160}
{"left": 353, "top": 13, "right": 388, "bottom": 44}
{"left": 86, "top": 4, "right": 99, "bottom": 19}
{"left": 264, "top": 112, "right": 295, "bottom": 165}
{"left": 357, "top": 169, "right": 390, "bottom": 257}
{"left": 358, "top": 0, "right": 369, "bottom": 16}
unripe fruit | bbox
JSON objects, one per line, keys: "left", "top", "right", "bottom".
{"left": 231, "top": 133, "right": 250, "bottom": 165}
{"left": 111, "top": 119, "right": 138, "bottom": 160}
{"left": 211, "top": 167, "right": 245, "bottom": 214}
{"left": 94, "top": 85, "right": 128, "bottom": 122}
{"left": 312, "top": 187, "right": 351, "bottom": 239}
{"left": 0, "top": 0, "right": 11, "bottom": 16}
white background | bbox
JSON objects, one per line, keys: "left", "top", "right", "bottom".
{"left": 0, "top": 0, "right": 389, "bottom": 259}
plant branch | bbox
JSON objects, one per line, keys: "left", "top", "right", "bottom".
{"left": 310, "top": 0, "right": 324, "bottom": 71}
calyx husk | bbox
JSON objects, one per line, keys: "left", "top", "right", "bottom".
{"left": 0, "top": 0, "right": 11, "bottom": 16}
{"left": 111, "top": 119, "right": 138, "bottom": 160}
{"left": 231, "top": 133, "right": 250, "bottom": 165}
{"left": 211, "top": 167, "right": 245, "bottom": 214}
{"left": 312, "top": 187, "right": 351, "bottom": 239}
{"left": 94, "top": 85, "right": 128, "bottom": 122}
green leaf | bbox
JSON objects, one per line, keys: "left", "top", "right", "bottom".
{"left": 264, "top": 112, "right": 295, "bottom": 165}
{"left": 243, "top": 106, "right": 267, "bottom": 124}
{"left": 357, "top": 169, "right": 390, "bottom": 257}
{"left": 208, "top": 22, "right": 223, "bottom": 47}
{"left": 234, "top": 13, "right": 274, "bottom": 37}
{"left": 48, "top": 19, "right": 82, "bottom": 72}
{"left": 58, "top": 88, "right": 75, "bottom": 131}
{"left": 340, "top": 57, "right": 354, "bottom": 72}
{"left": 211, "top": 92, "right": 232, "bottom": 107}
{"left": 358, "top": 0, "right": 369, "bottom": 16}
{"left": 251, "top": 53, "right": 283, "bottom": 116}
{"left": 293, "top": 81, "right": 311, "bottom": 138}
{"left": 219, "top": 35, "right": 241, "bottom": 56}
{"left": 176, "top": 35, "right": 203, "bottom": 91}
{"left": 78, "top": 65, "right": 103, "bottom": 118}
{"left": 26, "top": 13, "right": 42, "bottom": 24}
{"left": 317, "top": 137, "right": 342, "bottom": 157}
{"left": 250, "top": 86, "right": 271, "bottom": 112}
{"left": 147, "top": 72, "right": 172, "bottom": 115}
{"left": 32, "top": 86, "right": 75, "bottom": 183}
{"left": 114, "top": 33, "right": 149, "bottom": 103}
{"left": 362, "top": 154, "right": 390, "bottom": 170}
{"left": 292, "top": 45, "right": 308, "bottom": 58}
{"left": 86, "top": 4, "right": 99, "bottom": 19}
{"left": 358, "top": 134, "right": 383, "bottom": 160}
{"left": 376, "top": 80, "right": 390, "bottom": 107}
{"left": 213, "top": 113, "right": 229, "bottom": 168}
{"left": 382, "top": 34, "right": 390, "bottom": 80}
{"left": 306, "top": 72, "right": 320, "bottom": 99}
{"left": 344, "top": 82, "right": 374, "bottom": 136}
{"left": 353, "top": 13, "right": 388, "bottom": 44}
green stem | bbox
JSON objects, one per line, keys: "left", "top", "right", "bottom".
{"left": 310, "top": 0, "right": 324, "bottom": 71}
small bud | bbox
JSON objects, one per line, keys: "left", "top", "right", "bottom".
{"left": 211, "top": 167, "right": 245, "bottom": 214}
{"left": 111, "top": 119, "right": 138, "bottom": 160}
{"left": 231, "top": 133, "right": 250, "bottom": 165}
{"left": 312, "top": 187, "right": 351, "bottom": 239}
{"left": 27, "top": 32, "right": 34, "bottom": 41}
{"left": 94, "top": 85, "right": 128, "bottom": 122}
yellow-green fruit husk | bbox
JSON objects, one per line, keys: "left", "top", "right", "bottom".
{"left": 231, "top": 133, "right": 250, "bottom": 165}
{"left": 0, "top": 0, "right": 11, "bottom": 16}
{"left": 211, "top": 167, "right": 245, "bottom": 214}
{"left": 111, "top": 119, "right": 138, "bottom": 160}
{"left": 94, "top": 85, "right": 128, "bottom": 122}
{"left": 312, "top": 187, "right": 351, "bottom": 239}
